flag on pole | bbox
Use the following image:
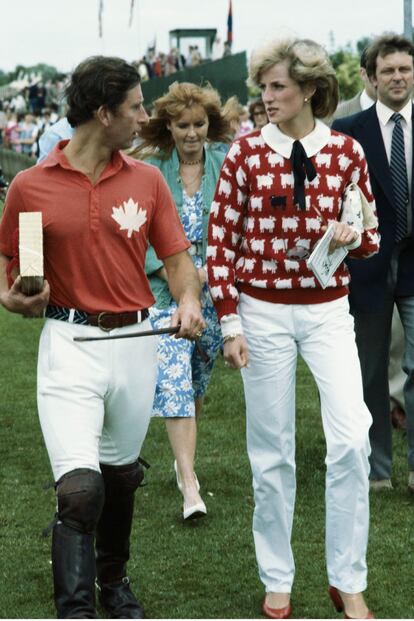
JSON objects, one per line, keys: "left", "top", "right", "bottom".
{"left": 227, "top": 0, "right": 233, "bottom": 46}
{"left": 98, "top": 0, "right": 104, "bottom": 38}
{"left": 128, "top": 0, "right": 135, "bottom": 27}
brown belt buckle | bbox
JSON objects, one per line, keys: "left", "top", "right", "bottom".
{"left": 97, "top": 312, "right": 112, "bottom": 332}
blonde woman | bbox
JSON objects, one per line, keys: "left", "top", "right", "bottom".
{"left": 207, "top": 38, "right": 379, "bottom": 619}
{"left": 133, "top": 82, "right": 231, "bottom": 520}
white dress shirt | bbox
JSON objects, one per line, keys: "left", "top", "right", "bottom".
{"left": 360, "top": 90, "right": 375, "bottom": 111}
{"left": 376, "top": 99, "right": 413, "bottom": 234}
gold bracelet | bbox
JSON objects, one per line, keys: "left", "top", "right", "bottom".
{"left": 223, "top": 333, "right": 241, "bottom": 344}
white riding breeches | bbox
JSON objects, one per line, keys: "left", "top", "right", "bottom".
{"left": 37, "top": 318, "right": 158, "bottom": 481}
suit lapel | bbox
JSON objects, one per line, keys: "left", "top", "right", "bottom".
{"left": 356, "top": 107, "right": 395, "bottom": 206}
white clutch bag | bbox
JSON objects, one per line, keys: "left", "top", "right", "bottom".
{"left": 340, "top": 182, "right": 378, "bottom": 231}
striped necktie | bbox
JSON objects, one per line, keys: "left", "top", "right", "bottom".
{"left": 390, "top": 112, "right": 409, "bottom": 242}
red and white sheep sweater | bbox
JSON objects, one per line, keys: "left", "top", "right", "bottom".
{"left": 206, "top": 121, "right": 380, "bottom": 320}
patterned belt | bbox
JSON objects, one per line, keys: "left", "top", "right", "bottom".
{"left": 45, "top": 305, "right": 149, "bottom": 332}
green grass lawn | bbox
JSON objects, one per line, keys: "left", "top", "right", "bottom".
{"left": 0, "top": 306, "right": 413, "bottom": 619}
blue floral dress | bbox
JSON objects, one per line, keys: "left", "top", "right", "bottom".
{"left": 150, "top": 190, "right": 222, "bottom": 417}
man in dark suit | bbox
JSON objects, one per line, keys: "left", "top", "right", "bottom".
{"left": 333, "top": 46, "right": 408, "bottom": 434}
{"left": 332, "top": 34, "right": 414, "bottom": 492}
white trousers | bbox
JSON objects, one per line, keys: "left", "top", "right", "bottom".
{"left": 37, "top": 318, "right": 158, "bottom": 481}
{"left": 239, "top": 294, "right": 372, "bottom": 594}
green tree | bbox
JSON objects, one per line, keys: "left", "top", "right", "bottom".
{"left": 0, "top": 69, "right": 8, "bottom": 87}
{"left": 335, "top": 52, "right": 362, "bottom": 100}
{"left": 0, "top": 63, "right": 59, "bottom": 85}
{"left": 356, "top": 36, "right": 372, "bottom": 55}
{"left": 14, "top": 63, "right": 58, "bottom": 81}
{"left": 329, "top": 36, "right": 376, "bottom": 101}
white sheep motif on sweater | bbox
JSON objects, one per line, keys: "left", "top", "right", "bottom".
{"left": 206, "top": 130, "right": 379, "bottom": 318}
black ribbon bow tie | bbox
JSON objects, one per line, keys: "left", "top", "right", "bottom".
{"left": 290, "top": 140, "right": 317, "bottom": 210}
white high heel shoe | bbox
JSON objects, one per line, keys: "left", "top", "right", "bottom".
{"left": 173, "top": 461, "right": 206, "bottom": 520}
{"left": 183, "top": 499, "right": 207, "bottom": 521}
{"left": 173, "top": 460, "right": 200, "bottom": 493}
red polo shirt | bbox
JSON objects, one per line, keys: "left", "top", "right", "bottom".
{"left": 0, "top": 141, "right": 190, "bottom": 313}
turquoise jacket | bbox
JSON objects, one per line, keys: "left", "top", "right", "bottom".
{"left": 145, "top": 146, "right": 225, "bottom": 309}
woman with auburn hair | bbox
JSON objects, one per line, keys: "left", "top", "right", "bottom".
{"left": 132, "top": 82, "right": 231, "bottom": 521}
{"left": 206, "top": 37, "right": 379, "bottom": 619}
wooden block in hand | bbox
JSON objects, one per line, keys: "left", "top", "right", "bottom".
{"left": 19, "top": 212, "right": 44, "bottom": 296}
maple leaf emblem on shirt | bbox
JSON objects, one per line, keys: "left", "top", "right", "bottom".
{"left": 111, "top": 197, "right": 147, "bottom": 238}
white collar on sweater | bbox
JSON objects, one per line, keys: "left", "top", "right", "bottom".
{"left": 261, "top": 118, "right": 331, "bottom": 159}
{"left": 376, "top": 98, "right": 412, "bottom": 126}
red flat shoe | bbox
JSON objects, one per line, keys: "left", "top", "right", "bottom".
{"left": 262, "top": 599, "right": 292, "bottom": 619}
{"left": 328, "top": 586, "right": 374, "bottom": 619}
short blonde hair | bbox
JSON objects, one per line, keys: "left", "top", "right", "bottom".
{"left": 249, "top": 37, "right": 338, "bottom": 118}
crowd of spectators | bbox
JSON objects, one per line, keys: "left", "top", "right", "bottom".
{"left": 0, "top": 78, "right": 66, "bottom": 158}
{"left": 0, "top": 41, "right": 248, "bottom": 161}
{"left": 133, "top": 39, "right": 231, "bottom": 81}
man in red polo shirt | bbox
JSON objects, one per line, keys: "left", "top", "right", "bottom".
{"left": 0, "top": 56, "right": 204, "bottom": 619}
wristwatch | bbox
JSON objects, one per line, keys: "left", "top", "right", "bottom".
{"left": 223, "top": 334, "right": 241, "bottom": 344}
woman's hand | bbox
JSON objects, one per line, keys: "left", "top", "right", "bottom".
{"left": 223, "top": 335, "right": 249, "bottom": 369}
{"left": 327, "top": 221, "right": 359, "bottom": 252}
